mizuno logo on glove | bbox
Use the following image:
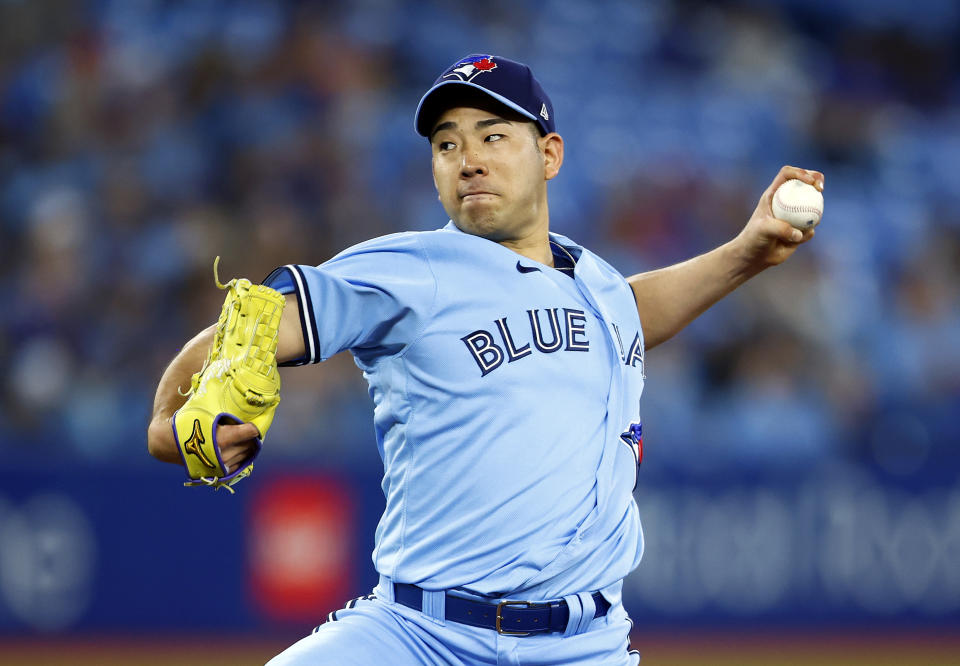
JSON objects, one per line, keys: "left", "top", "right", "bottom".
{"left": 184, "top": 419, "right": 217, "bottom": 469}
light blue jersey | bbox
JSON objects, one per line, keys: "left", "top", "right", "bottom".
{"left": 264, "top": 222, "right": 646, "bottom": 603}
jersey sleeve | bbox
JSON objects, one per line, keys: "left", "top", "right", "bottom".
{"left": 262, "top": 233, "right": 437, "bottom": 366}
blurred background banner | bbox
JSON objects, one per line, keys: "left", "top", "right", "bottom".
{"left": 1, "top": 0, "right": 958, "bottom": 662}
{"left": 0, "top": 465, "right": 956, "bottom": 633}
{"left": 0, "top": 466, "right": 382, "bottom": 633}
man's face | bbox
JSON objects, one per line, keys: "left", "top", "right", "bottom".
{"left": 430, "top": 105, "right": 562, "bottom": 242}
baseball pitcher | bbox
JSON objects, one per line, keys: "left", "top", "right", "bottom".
{"left": 147, "top": 54, "right": 822, "bottom": 665}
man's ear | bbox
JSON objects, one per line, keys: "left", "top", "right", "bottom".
{"left": 541, "top": 133, "right": 564, "bottom": 181}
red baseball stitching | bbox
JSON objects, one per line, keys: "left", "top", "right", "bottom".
{"left": 774, "top": 186, "right": 822, "bottom": 216}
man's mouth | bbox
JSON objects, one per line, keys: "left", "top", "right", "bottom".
{"left": 460, "top": 191, "right": 497, "bottom": 201}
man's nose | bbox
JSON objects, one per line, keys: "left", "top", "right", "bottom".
{"left": 460, "top": 147, "right": 486, "bottom": 177}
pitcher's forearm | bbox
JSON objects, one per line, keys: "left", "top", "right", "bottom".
{"left": 147, "top": 325, "right": 216, "bottom": 462}
{"left": 628, "top": 240, "right": 758, "bottom": 350}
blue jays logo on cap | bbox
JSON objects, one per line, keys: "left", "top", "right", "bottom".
{"left": 415, "top": 54, "right": 556, "bottom": 137}
{"left": 444, "top": 55, "right": 498, "bottom": 82}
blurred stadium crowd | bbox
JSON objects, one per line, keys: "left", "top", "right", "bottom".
{"left": 2, "top": 0, "right": 958, "bottom": 476}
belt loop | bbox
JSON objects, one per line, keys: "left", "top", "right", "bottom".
{"left": 378, "top": 574, "right": 395, "bottom": 603}
{"left": 575, "top": 591, "right": 596, "bottom": 634}
{"left": 561, "top": 593, "right": 582, "bottom": 637}
{"left": 421, "top": 589, "right": 446, "bottom": 625}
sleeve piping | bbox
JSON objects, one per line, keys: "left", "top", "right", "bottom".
{"left": 263, "top": 264, "right": 319, "bottom": 366}
{"left": 287, "top": 264, "right": 320, "bottom": 365}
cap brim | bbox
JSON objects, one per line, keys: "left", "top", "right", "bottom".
{"left": 415, "top": 80, "right": 539, "bottom": 137}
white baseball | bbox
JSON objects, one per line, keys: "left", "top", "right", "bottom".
{"left": 772, "top": 179, "right": 823, "bottom": 230}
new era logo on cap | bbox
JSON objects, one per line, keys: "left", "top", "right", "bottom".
{"left": 415, "top": 54, "right": 556, "bottom": 137}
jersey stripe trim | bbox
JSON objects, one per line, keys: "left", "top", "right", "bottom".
{"left": 287, "top": 264, "right": 319, "bottom": 364}
{"left": 317, "top": 593, "right": 377, "bottom": 631}
{"left": 261, "top": 264, "right": 314, "bottom": 366}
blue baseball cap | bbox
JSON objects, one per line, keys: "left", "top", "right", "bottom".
{"left": 415, "top": 54, "right": 556, "bottom": 137}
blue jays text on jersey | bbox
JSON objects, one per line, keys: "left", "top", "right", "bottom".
{"left": 461, "top": 307, "right": 645, "bottom": 377}
{"left": 264, "top": 221, "right": 646, "bottom": 603}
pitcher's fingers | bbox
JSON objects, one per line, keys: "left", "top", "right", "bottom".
{"left": 775, "top": 221, "right": 804, "bottom": 243}
{"left": 763, "top": 166, "right": 824, "bottom": 205}
{"left": 217, "top": 422, "right": 260, "bottom": 447}
{"left": 221, "top": 440, "right": 257, "bottom": 472}
{"left": 776, "top": 165, "right": 823, "bottom": 188}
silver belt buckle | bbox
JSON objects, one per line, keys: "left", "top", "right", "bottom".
{"left": 495, "top": 600, "right": 535, "bottom": 636}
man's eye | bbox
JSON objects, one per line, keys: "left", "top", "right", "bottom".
{"left": 485, "top": 134, "right": 503, "bottom": 142}
{"left": 438, "top": 141, "right": 455, "bottom": 151}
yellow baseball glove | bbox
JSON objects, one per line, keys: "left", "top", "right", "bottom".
{"left": 172, "top": 257, "right": 285, "bottom": 492}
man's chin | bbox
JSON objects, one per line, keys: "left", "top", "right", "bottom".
{"left": 452, "top": 215, "right": 509, "bottom": 241}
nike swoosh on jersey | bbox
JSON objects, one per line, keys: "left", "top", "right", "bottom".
{"left": 516, "top": 261, "right": 540, "bottom": 274}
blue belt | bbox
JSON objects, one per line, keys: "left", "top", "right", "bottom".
{"left": 393, "top": 583, "right": 610, "bottom": 636}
